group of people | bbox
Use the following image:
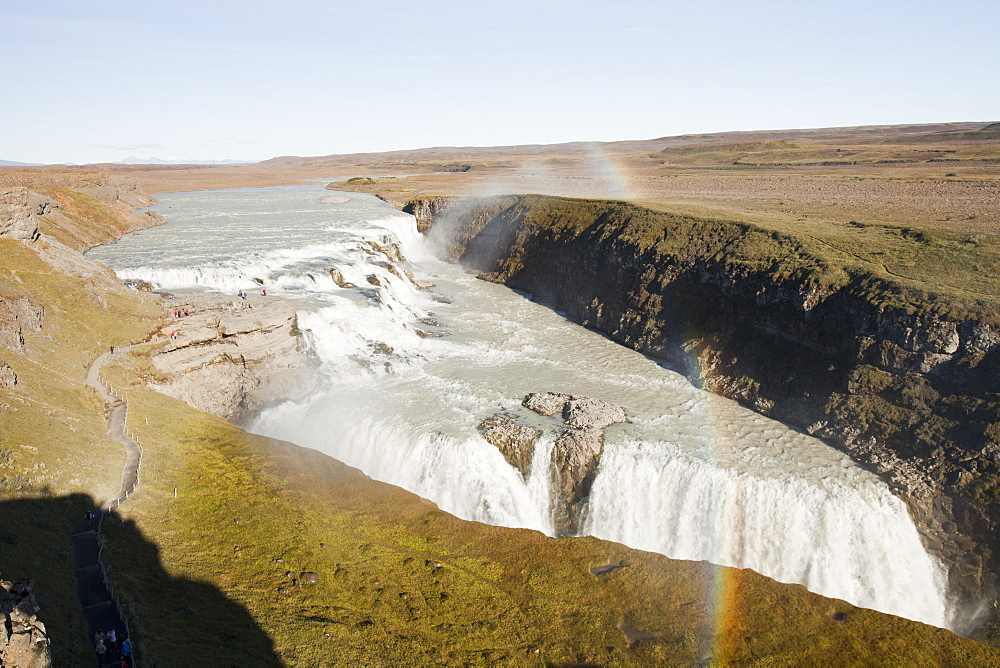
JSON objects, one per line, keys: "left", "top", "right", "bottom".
{"left": 238, "top": 288, "right": 267, "bottom": 299}
{"left": 171, "top": 308, "right": 191, "bottom": 318}
{"left": 94, "top": 626, "right": 133, "bottom": 666}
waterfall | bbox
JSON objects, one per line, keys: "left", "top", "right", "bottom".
{"left": 87, "top": 184, "right": 955, "bottom": 631}
{"left": 583, "top": 440, "right": 950, "bottom": 627}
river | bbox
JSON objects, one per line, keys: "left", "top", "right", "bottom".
{"left": 86, "top": 183, "right": 952, "bottom": 628}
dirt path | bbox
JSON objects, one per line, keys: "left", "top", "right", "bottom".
{"left": 70, "top": 346, "right": 143, "bottom": 665}
{"left": 85, "top": 347, "right": 142, "bottom": 510}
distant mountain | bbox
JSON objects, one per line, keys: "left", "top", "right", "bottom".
{"left": 0, "top": 159, "right": 43, "bottom": 166}
{"left": 118, "top": 156, "right": 258, "bottom": 165}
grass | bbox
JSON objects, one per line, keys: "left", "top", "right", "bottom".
{"left": 0, "top": 181, "right": 165, "bottom": 663}
{"left": 95, "top": 356, "right": 1000, "bottom": 665}
{"left": 656, "top": 139, "right": 1000, "bottom": 167}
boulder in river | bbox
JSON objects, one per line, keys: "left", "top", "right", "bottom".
{"left": 477, "top": 413, "right": 541, "bottom": 478}
{"left": 520, "top": 392, "right": 629, "bottom": 535}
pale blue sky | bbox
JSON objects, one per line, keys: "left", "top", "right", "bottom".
{"left": 3, "top": 0, "right": 998, "bottom": 164}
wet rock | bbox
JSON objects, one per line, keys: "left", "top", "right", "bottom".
{"left": 365, "top": 274, "right": 382, "bottom": 287}
{"left": 563, "top": 396, "right": 627, "bottom": 430}
{"left": 522, "top": 392, "right": 628, "bottom": 534}
{"left": 122, "top": 278, "right": 154, "bottom": 292}
{"left": 407, "top": 271, "right": 435, "bottom": 289}
{"left": 329, "top": 268, "right": 356, "bottom": 289}
{"left": 477, "top": 413, "right": 541, "bottom": 478}
{"left": 368, "top": 239, "right": 404, "bottom": 263}
{"left": 552, "top": 427, "right": 605, "bottom": 535}
{"left": 369, "top": 342, "right": 394, "bottom": 356}
{"left": 523, "top": 392, "right": 572, "bottom": 417}
{"left": 414, "top": 328, "right": 446, "bottom": 339}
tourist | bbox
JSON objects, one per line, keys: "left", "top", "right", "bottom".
{"left": 106, "top": 627, "right": 117, "bottom": 650}
{"left": 262, "top": 288, "right": 267, "bottom": 296}
{"left": 120, "top": 637, "right": 133, "bottom": 666}
{"left": 84, "top": 510, "right": 95, "bottom": 527}
{"left": 95, "top": 637, "right": 107, "bottom": 665}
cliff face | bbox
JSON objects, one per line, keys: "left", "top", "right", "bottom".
{"left": 142, "top": 294, "right": 316, "bottom": 423}
{"left": 0, "top": 173, "right": 164, "bottom": 252}
{"left": 415, "top": 193, "right": 1000, "bottom": 631}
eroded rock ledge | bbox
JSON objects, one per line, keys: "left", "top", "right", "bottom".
{"left": 145, "top": 293, "right": 316, "bottom": 422}
{"left": 478, "top": 392, "right": 627, "bottom": 535}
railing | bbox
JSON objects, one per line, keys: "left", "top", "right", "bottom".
{"left": 97, "top": 379, "right": 143, "bottom": 511}
{"left": 92, "top": 342, "right": 149, "bottom": 666}
{"left": 93, "top": 514, "right": 137, "bottom": 666}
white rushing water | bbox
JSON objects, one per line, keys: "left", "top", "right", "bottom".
{"left": 87, "top": 184, "right": 952, "bottom": 628}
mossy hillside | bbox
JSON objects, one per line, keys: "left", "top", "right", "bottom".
{"left": 0, "top": 238, "right": 164, "bottom": 494}
{"left": 96, "top": 355, "right": 1000, "bottom": 665}
{"left": 0, "top": 180, "right": 166, "bottom": 662}
{"left": 44, "top": 188, "right": 132, "bottom": 251}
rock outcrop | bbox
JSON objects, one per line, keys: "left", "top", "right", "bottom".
{"left": 480, "top": 393, "right": 627, "bottom": 535}
{"left": 523, "top": 392, "right": 627, "bottom": 535}
{"left": 417, "top": 193, "right": 1000, "bottom": 629}
{"left": 0, "top": 360, "right": 16, "bottom": 387}
{"left": 0, "top": 296, "right": 44, "bottom": 353}
{"left": 0, "top": 578, "right": 51, "bottom": 668}
{"left": 147, "top": 294, "right": 317, "bottom": 422}
{"left": 477, "top": 413, "right": 541, "bottom": 478}
{"left": 0, "top": 188, "right": 44, "bottom": 242}
{"left": 402, "top": 196, "right": 459, "bottom": 233}
{"left": 0, "top": 173, "right": 164, "bottom": 252}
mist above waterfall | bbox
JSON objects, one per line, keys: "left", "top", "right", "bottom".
{"left": 87, "top": 184, "right": 954, "bottom": 629}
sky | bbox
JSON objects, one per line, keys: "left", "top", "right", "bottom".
{"left": 2, "top": 0, "right": 998, "bottom": 164}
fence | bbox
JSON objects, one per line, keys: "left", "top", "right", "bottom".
{"left": 92, "top": 344, "right": 148, "bottom": 667}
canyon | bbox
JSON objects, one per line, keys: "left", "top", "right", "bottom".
{"left": 3, "top": 121, "right": 1000, "bottom": 661}
{"left": 406, "top": 192, "right": 1000, "bottom": 630}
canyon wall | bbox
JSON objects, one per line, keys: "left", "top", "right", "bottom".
{"left": 414, "top": 193, "right": 1000, "bottom": 629}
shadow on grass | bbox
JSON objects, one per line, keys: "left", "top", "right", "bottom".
{"left": 0, "top": 493, "right": 279, "bottom": 666}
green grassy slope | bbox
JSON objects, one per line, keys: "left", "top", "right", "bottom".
{"left": 98, "top": 360, "right": 1000, "bottom": 665}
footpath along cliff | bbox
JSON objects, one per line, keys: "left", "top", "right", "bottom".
{"left": 408, "top": 193, "right": 1000, "bottom": 636}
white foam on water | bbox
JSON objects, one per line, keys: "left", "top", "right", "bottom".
{"left": 87, "top": 184, "right": 955, "bottom": 629}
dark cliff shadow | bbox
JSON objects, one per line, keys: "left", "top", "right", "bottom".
{"left": 0, "top": 494, "right": 279, "bottom": 667}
